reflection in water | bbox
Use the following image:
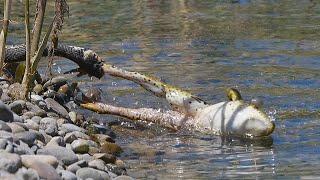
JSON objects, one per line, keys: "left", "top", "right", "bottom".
{"left": 3, "top": 0, "right": 320, "bottom": 179}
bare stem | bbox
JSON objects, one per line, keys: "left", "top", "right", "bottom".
{"left": 0, "top": 0, "right": 12, "bottom": 76}
{"left": 31, "top": 0, "right": 47, "bottom": 55}
{"left": 22, "top": 0, "right": 31, "bottom": 98}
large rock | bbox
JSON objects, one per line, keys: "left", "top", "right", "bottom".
{"left": 76, "top": 167, "right": 110, "bottom": 180}
{"left": 37, "top": 146, "right": 78, "bottom": 166}
{"left": 45, "top": 98, "right": 69, "bottom": 118}
{"left": 23, "top": 160, "right": 60, "bottom": 180}
{"left": 21, "top": 155, "right": 59, "bottom": 168}
{"left": 0, "top": 152, "right": 22, "bottom": 173}
{"left": 0, "top": 100, "right": 14, "bottom": 122}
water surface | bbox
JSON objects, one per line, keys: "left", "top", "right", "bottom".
{"left": 4, "top": 0, "right": 320, "bottom": 179}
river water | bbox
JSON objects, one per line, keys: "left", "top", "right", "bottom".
{"left": 4, "top": 0, "right": 320, "bottom": 179}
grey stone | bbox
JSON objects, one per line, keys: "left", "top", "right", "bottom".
{"left": 61, "top": 124, "right": 86, "bottom": 133}
{"left": 67, "top": 163, "right": 81, "bottom": 174}
{"left": 13, "top": 140, "right": 35, "bottom": 155}
{"left": 0, "top": 139, "right": 7, "bottom": 149}
{"left": 87, "top": 140, "right": 99, "bottom": 148}
{"left": 75, "top": 160, "right": 88, "bottom": 168}
{"left": 64, "top": 133, "right": 77, "bottom": 143}
{"left": 71, "top": 139, "right": 89, "bottom": 154}
{"left": 22, "top": 111, "right": 37, "bottom": 120}
{"left": 1, "top": 92, "right": 11, "bottom": 102}
{"left": 65, "top": 131, "right": 90, "bottom": 140}
{"left": 30, "top": 95, "right": 44, "bottom": 103}
{"left": 13, "top": 131, "right": 37, "bottom": 146}
{"left": 28, "top": 129, "right": 46, "bottom": 143}
{"left": 45, "top": 98, "right": 69, "bottom": 118}
{"left": 0, "top": 152, "right": 22, "bottom": 173}
{"left": 23, "top": 160, "right": 60, "bottom": 180}
{"left": 9, "top": 100, "right": 26, "bottom": 114}
{"left": 40, "top": 117, "right": 58, "bottom": 136}
{"left": 0, "top": 120, "right": 12, "bottom": 132}
{"left": 76, "top": 167, "right": 110, "bottom": 180}
{"left": 15, "top": 167, "right": 40, "bottom": 180}
{"left": 69, "top": 111, "right": 77, "bottom": 124}
{"left": 31, "top": 116, "right": 41, "bottom": 124}
{"left": 26, "top": 102, "right": 46, "bottom": 117}
{"left": 56, "top": 118, "right": 67, "bottom": 127}
{"left": 0, "top": 100, "right": 14, "bottom": 122}
{"left": 37, "top": 146, "right": 78, "bottom": 165}
{"left": 13, "top": 113, "right": 23, "bottom": 123}
{"left": 21, "top": 154, "right": 59, "bottom": 168}
{"left": 7, "top": 122, "right": 26, "bottom": 133}
{"left": 58, "top": 170, "right": 77, "bottom": 180}
{"left": 46, "top": 136, "right": 65, "bottom": 147}
{"left": 24, "top": 119, "right": 39, "bottom": 130}
{"left": 105, "top": 163, "right": 126, "bottom": 176}
{"left": 88, "top": 159, "right": 105, "bottom": 171}
{"left": 5, "top": 141, "right": 13, "bottom": 153}
{"left": 77, "top": 154, "right": 94, "bottom": 164}
{"left": 0, "top": 130, "right": 13, "bottom": 141}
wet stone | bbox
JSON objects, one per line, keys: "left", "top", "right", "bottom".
{"left": 0, "top": 100, "right": 14, "bottom": 122}
{"left": 76, "top": 167, "right": 110, "bottom": 180}
{"left": 37, "top": 146, "right": 78, "bottom": 166}
{"left": 0, "top": 152, "right": 22, "bottom": 173}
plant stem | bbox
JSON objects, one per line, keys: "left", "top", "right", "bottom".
{"left": 0, "top": 0, "right": 12, "bottom": 76}
{"left": 22, "top": 0, "right": 31, "bottom": 98}
{"left": 31, "top": 0, "right": 47, "bottom": 55}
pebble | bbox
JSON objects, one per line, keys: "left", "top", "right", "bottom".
{"left": 88, "top": 159, "right": 105, "bottom": 171}
{"left": 58, "top": 170, "right": 77, "bottom": 180}
{"left": 0, "top": 100, "right": 14, "bottom": 122}
{"left": 24, "top": 119, "right": 39, "bottom": 130}
{"left": 66, "top": 164, "right": 81, "bottom": 174}
{"left": 76, "top": 167, "right": 110, "bottom": 180}
{"left": 26, "top": 102, "right": 46, "bottom": 117}
{"left": 64, "top": 133, "right": 77, "bottom": 143}
{"left": 37, "top": 146, "right": 78, "bottom": 166}
{"left": 40, "top": 117, "right": 58, "bottom": 136}
{"left": 61, "top": 123, "right": 86, "bottom": 133}
{"left": 100, "top": 142, "right": 123, "bottom": 155}
{"left": 69, "top": 111, "right": 77, "bottom": 124}
{"left": 0, "top": 130, "right": 13, "bottom": 141}
{"left": 0, "top": 139, "right": 8, "bottom": 149}
{"left": 46, "top": 136, "right": 65, "bottom": 147}
{"left": 13, "top": 140, "right": 34, "bottom": 155}
{"left": 9, "top": 100, "right": 25, "bottom": 114}
{"left": 77, "top": 154, "right": 94, "bottom": 164}
{"left": 31, "top": 116, "right": 41, "bottom": 124}
{"left": 113, "top": 175, "right": 135, "bottom": 180}
{"left": 45, "top": 98, "right": 69, "bottom": 118}
{"left": 0, "top": 152, "right": 22, "bottom": 173}
{"left": 21, "top": 155, "right": 59, "bottom": 168}
{"left": 30, "top": 94, "right": 44, "bottom": 103}
{"left": 7, "top": 122, "right": 26, "bottom": 133}
{"left": 71, "top": 139, "right": 89, "bottom": 154}
{"left": 15, "top": 167, "right": 40, "bottom": 180}
{"left": 105, "top": 163, "right": 126, "bottom": 176}
{"left": 93, "top": 134, "right": 115, "bottom": 143}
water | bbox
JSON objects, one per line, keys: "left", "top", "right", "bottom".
{"left": 3, "top": 0, "right": 320, "bottom": 179}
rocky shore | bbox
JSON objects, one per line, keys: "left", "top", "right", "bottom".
{"left": 0, "top": 76, "right": 134, "bottom": 180}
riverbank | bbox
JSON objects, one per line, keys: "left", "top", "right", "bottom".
{"left": 0, "top": 76, "right": 134, "bottom": 179}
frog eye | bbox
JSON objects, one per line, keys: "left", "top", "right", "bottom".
{"left": 226, "top": 88, "right": 242, "bottom": 101}
{"left": 250, "top": 98, "right": 263, "bottom": 109}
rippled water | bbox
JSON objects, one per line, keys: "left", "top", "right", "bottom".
{"left": 4, "top": 0, "right": 320, "bottom": 179}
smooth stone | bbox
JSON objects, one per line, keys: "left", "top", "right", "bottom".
{"left": 0, "top": 130, "right": 13, "bottom": 141}
{"left": 76, "top": 167, "right": 110, "bottom": 180}
{"left": 64, "top": 133, "right": 77, "bottom": 143}
{"left": 66, "top": 164, "right": 81, "bottom": 174}
{"left": 61, "top": 124, "right": 86, "bottom": 133}
{"left": 15, "top": 167, "right": 39, "bottom": 180}
{"left": 46, "top": 136, "right": 65, "bottom": 147}
{"left": 13, "top": 131, "right": 37, "bottom": 146}
{"left": 26, "top": 102, "right": 46, "bottom": 117}
{"left": 37, "top": 146, "right": 78, "bottom": 166}
{"left": 21, "top": 155, "right": 58, "bottom": 168}
{"left": 93, "top": 153, "right": 116, "bottom": 164}
{"left": 30, "top": 94, "right": 44, "bottom": 103}
{"left": 0, "top": 100, "right": 14, "bottom": 122}
{"left": 45, "top": 125, "right": 58, "bottom": 136}
{"left": 77, "top": 154, "right": 94, "bottom": 164}
{"left": 13, "top": 140, "right": 34, "bottom": 155}
{"left": 0, "top": 120, "right": 12, "bottom": 132}
{"left": 31, "top": 116, "right": 41, "bottom": 124}
{"left": 71, "top": 139, "right": 89, "bottom": 154}
{"left": 23, "top": 160, "right": 60, "bottom": 180}
{"left": 100, "top": 142, "right": 123, "bottom": 155}
{"left": 24, "top": 119, "right": 39, "bottom": 130}
{"left": 58, "top": 170, "right": 77, "bottom": 180}
{"left": 88, "top": 159, "right": 105, "bottom": 171}
{"left": 113, "top": 175, "right": 135, "bottom": 180}
{"left": 0, "top": 139, "right": 7, "bottom": 149}
{"left": 0, "top": 152, "right": 22, "bottom": 173}
{"left": 7, "top": 122, "right": 26, "bottom": 133}
{"left": 9, "top": 100, "right": 25, "bottom": 114}
{"left": 13, "top": 113, "right": 24, "bottom": 123}
{"left": 28, "top": 129, "right": 46, "bottom": 143}
{"left": 45, "top": 98, "right": 69, "bottom": 118}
